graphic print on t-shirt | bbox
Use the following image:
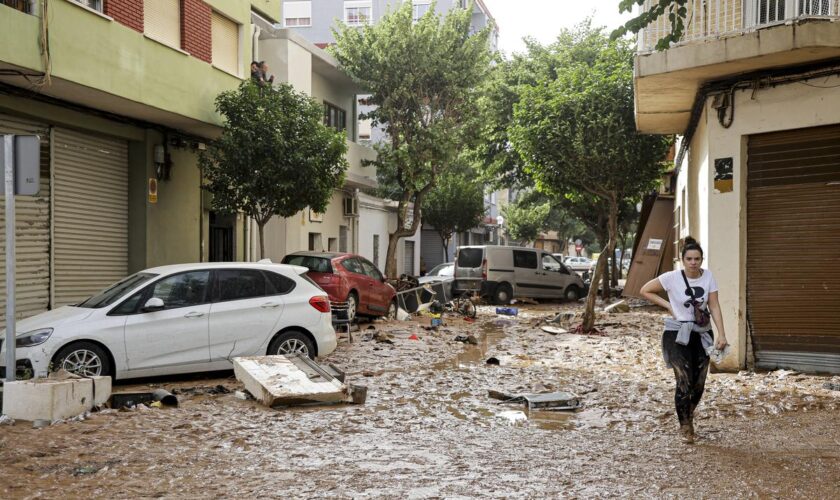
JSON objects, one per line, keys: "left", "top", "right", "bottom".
{"left": 659, "top": 269, "right": 718, "bottom": 323}
{"left": 682, "top": 284, "right": 706, "bottom": 311}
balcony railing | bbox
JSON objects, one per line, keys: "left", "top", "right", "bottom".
{"left": 638, "top": 0, "right": 840, "bottom": 52}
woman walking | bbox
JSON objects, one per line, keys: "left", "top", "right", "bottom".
{"left": 640, "top": 237, "right": 728, "bottom": 443}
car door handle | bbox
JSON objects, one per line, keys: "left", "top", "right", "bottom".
{"left": 260, "top": 302, "right": 281, "bottom": 308}
{"left": 184, "top": 311, "right": 205, "bottom": 318}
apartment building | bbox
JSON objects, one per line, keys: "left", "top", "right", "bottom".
{"left": 634, "top": 0, "right": 840, "bottom": 372}
{"left": 0, "top": 0, "right": 284, "bottom": 328}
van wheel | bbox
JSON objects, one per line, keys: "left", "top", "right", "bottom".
{"left": 565, "top": 285, "right": 582, "bottom": 302}
{"left": 493, "top": 283, "right": 513, "bottom": 305}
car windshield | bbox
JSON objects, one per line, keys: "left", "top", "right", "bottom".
{"left": 429, "top": 263, "right": 454, "bottom": 276}
{"left": 76, "top": 272, "right": 158, "bottom": 308}
{"left": 281, "top": 255, "right": 333, "bottom": 273}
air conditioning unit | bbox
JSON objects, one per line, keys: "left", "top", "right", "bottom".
{"left": 343, "top": 197, "right": 358, "bottom": 216}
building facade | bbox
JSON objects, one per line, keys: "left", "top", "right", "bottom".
{"left": 634, "top": 0, "right": 840, "bottom": 372}
{"left": 0, "top": 0, "right": 283, "bottom": 328}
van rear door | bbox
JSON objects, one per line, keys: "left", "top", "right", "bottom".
{"left": 454, "top": 247, "right": 484, "bottom": 292}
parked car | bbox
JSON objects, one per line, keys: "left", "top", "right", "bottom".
{"left": 0, "top": 262, "right": 336, "bottom": 381}
{"left": 563, "top": 256, "right": 594, "bottom": 273}
{"left": 281, "top": 251, "right": 397, "bottom": 322}
{"left": 453, "top": 246, "right": 585, "bottom": 304}
{"left": 417, "top": 262, "right": 455, "bottom": 301}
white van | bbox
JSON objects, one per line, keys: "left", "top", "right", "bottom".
{"left": 453, "top": 246, "right": 586, "bottom": 304}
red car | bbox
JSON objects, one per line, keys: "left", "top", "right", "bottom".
{"left": 281, "top": 252, "right": 397, "bottom": 322}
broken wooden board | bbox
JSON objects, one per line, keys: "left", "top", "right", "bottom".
{"left": 233, "top": 354, "right": 351, "bottom": 407}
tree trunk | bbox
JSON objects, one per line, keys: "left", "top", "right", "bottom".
{"left": 441, "top": 234, "right": 451, "bottom": 262}
{"left": 610, "top": 248, "right": 619, "bottom": 288}
{"left": 384, "top": 184, "right": 434, "bottom": 278}
{"left": 258, "top": 220, "right": 266, "bottom": 260}
{"left": 618, "top": 246, "right": 626, "bottom": 279}
{"left": 581, "top": 251, "right": 608, "bottom": 332}
{"left": 580, "top": 194, "right": 619, "bottom": 332}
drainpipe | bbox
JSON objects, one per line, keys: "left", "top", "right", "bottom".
{"left": 243, "top": 213, "right": 250, "bottom": 262}
{"left": 252, "top": 25, "right": 261, "bottom": 63}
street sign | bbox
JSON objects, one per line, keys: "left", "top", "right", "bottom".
{"left": 0, "top": 135, "right": 40, "bottom": 195}
{"left": 3, "top": 134, "right": 41, "bottom": 382}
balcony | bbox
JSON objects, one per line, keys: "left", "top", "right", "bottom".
{"left": 634, "top": 0, "right": 840, "bottom": 133}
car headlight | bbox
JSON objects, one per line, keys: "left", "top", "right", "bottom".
{"left": 16, "top": 328, "right": 54, "bottom": 348}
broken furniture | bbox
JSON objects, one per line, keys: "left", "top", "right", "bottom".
{"left": 488, "top": 390, "right": 581, "bottom": 411}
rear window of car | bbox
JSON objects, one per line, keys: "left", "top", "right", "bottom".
{"left": 281, "top": 255, "right": 333, "bottom": 273}
{"left": 457, "top": 248, "right": 483, "bottom": 268}
{"left": 513, "top": 250, "right": 538, "bottom": 269}
{"left": 265, "top": 271, "right": 296, "bottom": 295}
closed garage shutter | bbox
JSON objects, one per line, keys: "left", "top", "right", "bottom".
{"left": 404, "top": 240, "right": 415, "bottom": 276}
{"left": 421, "top": 228, "right": 445, "bottom": 270}
{"left": 747, "top": 124, "right": 840, "bottom": 373}
{"left": 53, "top": 128, "right": 128, "bottom": 307}
{"left": 0, "top": 114, "right": 50, "bottom": 329}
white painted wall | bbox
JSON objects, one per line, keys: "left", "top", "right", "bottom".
{"left": 679, "top": 75, "right": 840, "bottom": 370}
{"left": 357, "top": 193, "right": 420, "bottom": 276}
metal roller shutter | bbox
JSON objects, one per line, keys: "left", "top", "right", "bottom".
{"left": 421, "top": 228, "right": 445, "bottom": 270}
{"left": 0, "top": 114, "right": 51, "bottom": 329}
{"left": 747, "top": 124, "right": 840, "bottom": 373}
{"left": 404, "top": 240, "right": 415, "bottom": 276}
{"left": 53, "top": 128, "right": 128, "bottom": 307}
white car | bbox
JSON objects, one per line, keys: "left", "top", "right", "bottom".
{"left": 0, "top": 262, "right": 336, "bottom": 381}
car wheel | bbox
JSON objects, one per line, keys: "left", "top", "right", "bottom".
{"left": 493, "top": 283, "right": 512, "bottom": 305}
{"left": 268, "top": 331, "right": 316, "bottom": 359}
{"left": 565, "top": 285, "right": 582, "bottom": 301}
{"left": 346, "top": 292, "right": 358, "bottom": 323}
{"left": 385, "top": 300, "right": 397, "bottom": 320}
{"left": 53, "top": 341, "right": 112, "bottom": 378}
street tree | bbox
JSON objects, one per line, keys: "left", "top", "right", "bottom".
{"left": 421, "top": 168, "right": 486, "bottom": 261}
{"left": 612, "top": 0, "right": 688, "bottom": 50}
{"left": 200, "top": 81, "right": 348, "bottom": 257}
{"left": 501, "top": 199, "right": 551, "bottom": 245}
{"left": 509, "top": 26, "right": 670, "bottom": 331}
{"left": 332, "top": 2, "right": 492, "bottom": 277}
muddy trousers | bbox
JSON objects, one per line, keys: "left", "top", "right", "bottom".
{"left": 662, "top": 330, "right": 710, "bottom": 426}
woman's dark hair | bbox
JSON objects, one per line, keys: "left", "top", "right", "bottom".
{"left": 681, "top": 236, "right": 704, "bottom": 258}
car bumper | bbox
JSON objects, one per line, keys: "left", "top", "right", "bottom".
{"left": 311, "top": 313, "right": 337, "bottom": 358}
{"left": 0, "top": 344, "right": 50, "bottom": 380}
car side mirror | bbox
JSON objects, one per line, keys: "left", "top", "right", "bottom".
{"left": 143, "top": 297, "right": 165, "bottom": 312}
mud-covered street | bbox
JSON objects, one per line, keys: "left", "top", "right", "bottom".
{"left": 2, "top": 303, "right": 839, "bottom": 498}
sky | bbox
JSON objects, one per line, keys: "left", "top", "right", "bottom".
{"left": 481, "top": 0, "right": 635, "bottom": 56}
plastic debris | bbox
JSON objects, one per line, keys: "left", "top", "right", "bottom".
{"left": 495, "top": 410, "right": 528, "bottom": 425}
{"left": 496, "top": 307, "right": 519, "bottom": 316}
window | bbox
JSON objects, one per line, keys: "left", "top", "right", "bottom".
{"left": 265, "top": 272, "right": 296, "bottom": 295}
{"left": 328, "top": 237, "right": 338, "bottom": 252}
{"left": 281, "top": 255, "right": 333, "bottom": 273}
{"left": 308, "top": 232, "right": 322, "bottom": 251}
{"left": 373, "top": 235, "right": 380, "bottom": 269}
{"left": 457, "top": 248, "right": 483, "bottom": 268}
{"left": 212, "top": 11, "right": 240, "bottom": 76}
{"left": 2, "top": 0, "right": 32, "bottom": 14}
{"left": 144, "top": 0, "right": 181, "bottom": 49}
{"left": 799, "top": 0, "right": 831, "bottom": 15}
{"left": 73, "top": 0, "right": 102, "bottom": 11}
{"left": 412, "top": 0, "right": 431, "bottom": 21}
{"left": 342, "top": 258, "right": 365, "bottom": 275}
{"left": 344, "top": 1, "right": 372, "bottom": 26}
{"left": 361, "top": 259, "right": 384, "bottom": 281}
{"left": 284, "top": 1, "right": 312, "bottom": 26}
{"left": 80, "top": 273, "right": 157, "bottom": 309}
{"left": 215, "top": 269, "right": 265, "bottom": 302}
{"left": 513, "top": 250, "right": 538, "bottom": 269}
{"left": 324, "top": 102, "right": 347, "bottom": 132}
{"left": 149, "top": 271, "right": 210, "bottom": 310}
{"left": 542, "top": 254, "right": 562, "bottom": 273}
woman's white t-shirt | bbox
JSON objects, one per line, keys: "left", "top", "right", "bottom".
{"left": 658, "top": 269, "right": 718, "bottom": 322}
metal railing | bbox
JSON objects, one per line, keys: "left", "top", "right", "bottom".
{"left": 638, "top": 0, "right": 840, "bottom": 52}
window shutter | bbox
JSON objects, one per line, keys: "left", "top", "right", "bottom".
{"left": 212, "top": 12, "right": 239, "bottom": 76}
{"left": 284, "top": 1, "right": 312, "bottom": 20}
{"left": 144, "top": 0, "right": 181, "bottom": 49}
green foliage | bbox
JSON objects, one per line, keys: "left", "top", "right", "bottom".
{"left": 331, "top": 1, "right": 492, "bottom": 275}
{"left": 612, "top": 0, "right": 688, "bottom": 51}
{"left": 421, "top": 167, "right": 486, "bottom": 256}
{"left": 200, "top": 81, "right": 348, "bottom": 253}
{"left": 501, "top": 199, "right": 551, "bottom": 243}
{"left": 509, "top": 26, "right": 668, "bottom": 203}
